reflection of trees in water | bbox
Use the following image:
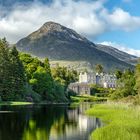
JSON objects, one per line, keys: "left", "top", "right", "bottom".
{"left": 0, "top": 106, "right": 29, "bottom": 140}
{"left": 0, "top": 104, "right": 102, "bottom": 140}
{"left": 22, "top": 105, "right": 68, "bottom": 140}
{"left": 0, "top": 105, "right": 78, "bottom": 140}
{"left": 50, "top": 107, "right": 78, "bottom": 139}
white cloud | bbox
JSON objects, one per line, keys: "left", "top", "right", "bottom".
{"left": 0, "top": 0, "right": 106, "bottom": 43}
{"left": 0, "top": 0, "right": 140, "bottom": 43}
{"left": 102, "top": 8, "right": 140, "bottom": 31}
{"left": 73, "top": 16, "right": 106, "bottom": 36}
{"left": 100, "top": 41, "right": 140, "bottom": 57}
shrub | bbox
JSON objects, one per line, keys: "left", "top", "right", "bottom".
{"left": 23, "top": 84, "right": 41, "bottom": 102}
{"left": 0, "top": 96, "right": 2, "bottom": 102}
{"left": 95, "top": 93, "right": 108, "bottom": 97}
{"left": 67, "top": 89, "right": 77, "bottom": 98}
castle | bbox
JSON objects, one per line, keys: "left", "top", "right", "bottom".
{"left": 68, "top": 72, "right": 117, "bottom": 95}
{"left": 79, "top": 72, "right": 116, "bottom": 88}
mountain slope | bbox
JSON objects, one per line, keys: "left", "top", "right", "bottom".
{"left": 96, "top": 44, "right": 138, "bottom": 65}
{"left": 16, "top": 21, "right": 133, "bottom": 71}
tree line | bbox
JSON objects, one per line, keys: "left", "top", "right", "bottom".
{"left": 0, "top": 38, "right": 78, "bottom": 102}
{"left": 0, "top": 38, "right": 140, "bottom": 103}
{"left": 93, "top": 62, "right": 140, "bottom": 104}
{"left": 110, "top": 64, "right": 140, "bottom": 104}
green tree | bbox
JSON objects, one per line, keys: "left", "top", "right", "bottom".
{"left": 95, "top": 64, "right": 103, "bottom": 74}
{"left": 19, "top": 53, "right": 44, "bottom": 80}
{"left": 30, "top": 65, "right": 54, "bottom": 100}
{"left": 135, "top": 62, "right": 140, "bottom": 97}
{"left": 110, "top": 69, "right": 136, "bottom": 99}
{"left": 0, "top": 38, "right": 11, "bottom": 100}
{"left": 51, "top": 65, "right": 78, "bottom": 87}
{"left": 0, "top": 39, "right": 26, "bottom": 101}
{"left": 19, "top": 53, "right": 76, "bottom": 102}
{"left": 8, "top": 46, "right": 26, "bottom": 100}
{"left": 43, "top": 58, "right": 54, "bottom": 95}
{"left": 29, "top": 66, "right": 48, "bottom": 98}
{"left": 115, "top": 70, "right": 123, "bottom": 79}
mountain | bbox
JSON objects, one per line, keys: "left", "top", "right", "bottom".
{"left": 96, "top": 44, "right": 138, "bottom": 65}
{"left": 16, "top": 21, "right": 134, "bottom": 71}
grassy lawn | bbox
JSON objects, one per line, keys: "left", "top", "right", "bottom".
{"left": 0, "top": 101, "right": 33, "bottom": 106}
{"left": 86, "top": 103, "right": 140, "bottom": 140}
{"left": 70, "top": 95, "right": 107, "bottom": 103}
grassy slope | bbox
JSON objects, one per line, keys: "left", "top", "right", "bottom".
{"left": 0, "top": 102, "right": 33, "bottom": 106}
{"left": 70, "top": 95, "right": 107, "bottom": 103}
{"left": 50, "top": 60, "right": 92, "bottom": 71}
{"left": 86, "top": 103, "right": 140, "bottom": 140}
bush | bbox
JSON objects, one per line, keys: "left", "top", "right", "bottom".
{"left": 110, "top": 88, "right": 137, "bottom": 100}
{"left": 0, "top": 96, "right": 2, "bottom": 102}
{"left": 95, "top": 93, "right": 108, "bottom": 97}
{"left": 90, "top": 84, "right": 111, "bottom": 96}
{"left": 133, "top": 95, "right": 140, "bottom": 105}
{"left": 51, "top": 81, "right": 68, "bottom": 102}
{"left": 67, "top": 89, "right": 77, "bottom": 98}
{"left": 23, "top": 84, "right": 41, "bottom": 102}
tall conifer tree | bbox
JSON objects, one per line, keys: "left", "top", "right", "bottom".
{"left": 9, "top": 46, "right": 26, "bottom": 99}
{"left": 0, "top": 38, "right": 26, "bottom": 101}
{"left": 0, "top": 38, "right": 12, "bottom": 100}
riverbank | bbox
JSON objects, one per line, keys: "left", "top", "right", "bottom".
{"left": 0, "top": 101, "right": 70, "bottom": 106}
{"left": 70, "top": 95, "right": 107, "bottom": 103}
{"left": 0, "top": 102, "right": 33, "bottom": 106}
{"left": 0, "top": 95, "right": 107, "bottom": 106}
{"left": 86, "top": 103, "right": 140, "bottom": 140}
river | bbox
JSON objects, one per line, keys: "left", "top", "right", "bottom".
{"left": 0, "top": 103, "right": 102, "bottom": 140}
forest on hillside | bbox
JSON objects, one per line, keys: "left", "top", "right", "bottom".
{"left": 0, "top": 38, "right": 78, "bottom": 102}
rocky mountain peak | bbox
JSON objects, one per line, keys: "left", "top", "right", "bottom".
{"left": 41, "top": 21, "right": 65, "bottom": 32}
{"left": 16, "top": 21, "right": 134, "bottom": 71}
{"left": 28, "top": 21, "right": 88, "bottom": 42}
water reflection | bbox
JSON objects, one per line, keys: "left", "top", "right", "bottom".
{"left": 0, "top": 103, "right": 102, "bottom": 140}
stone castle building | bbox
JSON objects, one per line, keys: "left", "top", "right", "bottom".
{"left": 79, "top": 72, "right": 116, "bottom": 88}
{"left": 68, "top": 82, "right": 91, "bottom": 95}
{"left": 68, "top": 72, "right": 117, "bottom": 95}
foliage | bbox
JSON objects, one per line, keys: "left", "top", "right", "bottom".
{"left": 20, "top": 55, "right": 66, "bottom": 101}
{"left": 0, "top": 39, "right": 26, "bottom": 101}
{"left": 19, "top": 53, "right": 44, "bottom": 80}
{"left": 51, "top": 65, "right": 78, "bottom": 100}
{"left": 135, "top": 63, "right": 140, "bottom": 96}
{"left": 115, "top": 69, "right": 123, "bottom": 79}
{"left": 19, "top": 53, "right": 77, "bottom": 102}
{"left": 67, "top": 89, "right": 77, "bottom": 99}
{"left": 51, "top": 81, "right": 68, "bottom": 102}
{"left": 23, "top": 84, "right": 42, "bottom": 102}
{"left": 110, "top": 69, "right": 136, "bottom": 100}
{"left": 70, "top": 95, "right": 107, "bottom": 103}
{"left": 135, "top": 62, "right": 140, "bottom": 103}
{"left": 90, "top": 84, "right": 111, "bottom": 97}
{"left": 0, "top": 38, "right": 77, "bottom": 102}
{"left": 51, "top": 64, "right": 78, "bottom": 87}
{"left": 95, "top": 93, "right": 108, "bottom": 97}
{"left": 95, "top": 64, "right": 103, "bottom": 74}
{"left": 30, "top": 66, "right": 54, "bottom": 99}
{"left": 9, "top": 46, "right": 26, "bottom": 99}
{"left": 0, "top": 102, "right": 33, "bottom": 105}
{"left": 0, "top": 96, "right": 2, "bottom": 102}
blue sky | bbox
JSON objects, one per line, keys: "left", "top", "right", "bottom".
{"left": 98, "top": 0, "right": 140, "bottom": 50}
{"left": 0, "top": 0, "right": 140, "bottom": 56}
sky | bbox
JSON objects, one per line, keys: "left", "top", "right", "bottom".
{"left": 0, "top": 0, "right": 140, "bottom": 56}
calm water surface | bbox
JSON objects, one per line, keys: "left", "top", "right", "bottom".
{"left": 0, "top": 103, "right": 102, "bottom": 140}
